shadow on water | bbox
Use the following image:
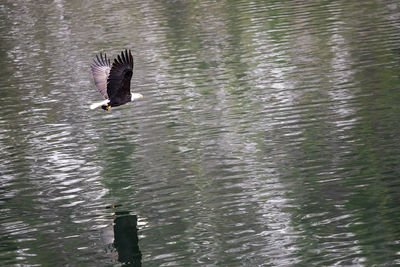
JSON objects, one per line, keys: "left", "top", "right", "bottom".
{"left": 102, "top": 207, "right": 141, "bottom": 266}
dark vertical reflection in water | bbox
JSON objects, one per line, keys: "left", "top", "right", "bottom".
{"left": 0, "top": 0, "right": 400, "bottom": 266}
{"left": 102, "top": 209, "right": 141, "bottom": 266}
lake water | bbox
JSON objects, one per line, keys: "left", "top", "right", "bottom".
{"left": 1, "top": 0, "right": 400, "bottom": 266}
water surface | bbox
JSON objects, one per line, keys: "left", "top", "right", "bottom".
{"left": 1, "top": 0, "right": 400, "bottom": 266}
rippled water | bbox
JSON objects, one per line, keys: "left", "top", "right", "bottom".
{"left": 1, "top": 0, "right": 400, "bottom": 266}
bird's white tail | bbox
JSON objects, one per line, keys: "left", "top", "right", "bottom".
{"left": 90, "top": 99, "right": 110, "bottom": 110}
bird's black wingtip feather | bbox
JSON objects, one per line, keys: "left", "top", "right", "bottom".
{"left": 122, "top": 50, "right": 127, "bottom": 63}
{"left": 92, "top": 52, "right": 111, "bottom": 67}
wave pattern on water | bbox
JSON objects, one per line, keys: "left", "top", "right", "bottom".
{"left": 0, "top": 0, "right": 400, "bottom": 266}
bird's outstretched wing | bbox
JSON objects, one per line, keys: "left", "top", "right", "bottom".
{"left": 107, "top": 50, "right": 134, "bottom": 99}
{"left": 90, "top": 53, "right": 111, "bottom": 99}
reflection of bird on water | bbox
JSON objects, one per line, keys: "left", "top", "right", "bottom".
{"left": 102, "top": 209, "right": 142, "bottom": 266}
{"left": 90, "top": 49, "right": 143, "bottom": 111}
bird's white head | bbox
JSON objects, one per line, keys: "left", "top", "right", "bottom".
{"left": 131, "top": 93, "right": 143, "bottom": 101}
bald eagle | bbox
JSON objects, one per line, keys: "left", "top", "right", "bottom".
{"left": 90, "top": 49, "right": 143, "bottom": 110}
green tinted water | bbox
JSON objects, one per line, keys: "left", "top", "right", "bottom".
{"left": 0, "top": 0, "right": 400, "bottom": 265}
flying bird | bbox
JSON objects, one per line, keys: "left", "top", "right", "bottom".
{"left": 90, "top": 49, "right": 143, "bottom": 110}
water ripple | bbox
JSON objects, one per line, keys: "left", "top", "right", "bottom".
{"left": 1, "top": 0, "right": 400, "bottom": 266}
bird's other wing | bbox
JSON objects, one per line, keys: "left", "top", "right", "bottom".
{"left": 107, "top": 49, "right": 134, "bottom": 99}
{"left": 90, "top": 53, "right": 111, "bottom": 99}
